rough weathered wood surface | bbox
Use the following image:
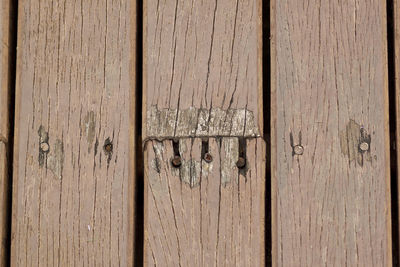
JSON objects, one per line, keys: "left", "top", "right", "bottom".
{"left": 396, "top": 0, "right": 400, "bottom": 259}
{"left": 11, "top": 0, "right": 136, "bottom": 266}
{"left": 144, "top": 0, "right": 265, "bottom": 266}
{"left": 144, "top": 138, "right": 265, "bottom": 266}
{"left": 143, "top": 0, "right": 263, "bottom": 140}
{"left": 271, "top": 0, "right": 391, "bottom": 266}
{"left": 0, "top": 0, "right": 11, "bottom": 265}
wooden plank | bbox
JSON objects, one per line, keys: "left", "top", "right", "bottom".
{"left": 396, "top": 0, "right": 400, "bottom": 260}
{"left": 271, "top": 0, "right": 391, "bottom": 266}
{"left": 143, "top": 0, "right": 265, "bottom": 265}
{"left": 0, "top": 0, "right": 11, "bottom": 265}
{"left": 11, "top": 0, "right": 136, "bottom": 266}
{"left": 144, "top": 138, "right": 265, "bottom": 266}
{"left": 143, "top": 0, "right": 263, "bottom": 140}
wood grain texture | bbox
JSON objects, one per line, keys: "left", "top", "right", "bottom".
{"left": 396, "top": 0, "right": 400, "bottom": 259}
{"left": 143, "top": 0, "right": 263, "bottom": 140}
{"left": 144, "top": 0, "right": 265, "bottom": 265}
{"left": 0, "top": 0, "right": 11, "bottom": 265}
{"left": 11, "top": 0, "right": 136, "bottom": 266}
{"left": 144, "top": 138, "right": 265, "bottom": 266}
{"left": 271, "top": 0, "right": 391, "bottom": 266}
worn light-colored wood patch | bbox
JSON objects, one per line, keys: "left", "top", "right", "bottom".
{"left": 11, "top": 0, "right": 136, "bottom": 266}
{"left": 144, "top": 138, "right": 265, "bottom": 266}
{"left": 272, "top": 0, "right": 391, "bottom": 265}
{"left": 146, "top": 107, "right": 260, "bottom": 139}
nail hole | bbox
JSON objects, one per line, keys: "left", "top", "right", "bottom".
{"left": 237, "top": 138, "right": 247, "bottom": 169}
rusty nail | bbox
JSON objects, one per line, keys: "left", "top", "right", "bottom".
{"left": 236, "top": 157, "right": 246, "bottom": 169}
{"left": 171, "top": 155, "right": 182, "bottom": 168}
{"left": 104, "top": 143, "right": 113, "bottom": 153}
{"left": 293, "top": 145, "right": 304, "bottom": 155}
{"left": 40, "top": 142, "right": 49, "bottom": 152}
{"left": 203, "top": 152, "right": 213, "bottom": 163}
{"left": 359, "top": 142, "right": 369, "bottom": 152}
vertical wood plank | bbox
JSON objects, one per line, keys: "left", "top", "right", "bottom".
{"left": 11, "top": 0, "right": 136, "bottom": 266}
{"left": 144, "top": 0, "right": 265, "bottom": 265}
{"left": 271, "top": 0, "right": 391, "bottom": 266}
{"left": 395, "top": 0, "right": 400, "bottom": 260}
{"left": 0, "top": 0, "right": 11, "bottom": 265}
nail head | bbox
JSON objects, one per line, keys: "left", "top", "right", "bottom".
{"left": 204, "top": 153, "right": 213, "bottom": 163}
{"left": 293, "top": 145, "right": 304, "bottom": 155}
{"left": 359, "top": 142, "right": 369, "bottom": 152}
{"left": 104, "top": 143, "right": 113, "bottom": 153}
{"left": 171, "top": 156, "right": 182, "bottom": 168}
{"left": 236, "top": 157, "right": 246, "bottom": 169}
{"left": 40, "top": 142, "right": 49, "bottom": 152}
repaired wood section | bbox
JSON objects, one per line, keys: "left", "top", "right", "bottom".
{"left": 11, "top": 0, "right": 136, "bottom": 265}
{"left": 272, "top": 0, "right": 391, "bottom": 265}
{"left": 0, "top": 0, "right": 11, "bottom": 264}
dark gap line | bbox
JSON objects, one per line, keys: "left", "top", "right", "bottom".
{"left": 387, "top": 0, "right": 399, "bottom": 265}
{"left": 263, "top": 0, "right": 272, "bottom": 266}
{"left": 6, "top": 0, "right": 18, "bottom": 265}
{"left": 134, "top": 0, "right": 144, "bottom": 265}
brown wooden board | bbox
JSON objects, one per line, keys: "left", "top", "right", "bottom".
{"left": 11, "top": 0, "right": 136, "bottom": 266}
{"left": 271, "top": 0, "right": 391, "bottom": 266}
{"left": 143, "top": 0, "right": 265, "bottom": 265}
{"left": 0, "top": 0, "right": 11, "bottom": 265}
{"left": 396, "top": 0, "right": 400, "bottom": 259}
{"left": 144, "top": 138, "right": 265, "bottom": 266}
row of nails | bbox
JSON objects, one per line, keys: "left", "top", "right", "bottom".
{"left": 171, "top": 154, "right": 246, "bottom": 169}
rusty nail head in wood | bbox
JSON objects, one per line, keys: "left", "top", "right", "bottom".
{"left": 171, "top": 155, "right": 182, "bottom": 168}
{"left": 293, "top": 145, "right": 304, "bottom": 155}
{"left": 359, "top": 142, "right": 369, "bottom": 152}
{"left": 104, "top": 143, "right": 113, "bottom": 153}
{"left": 204, "top": 153, "right": 213, "bottom": 163}
{"left": 40, "top": 142, "right": 49, "bottom": 152}
{"left": 236, "top": 157, "right": 246, "bottom": 169}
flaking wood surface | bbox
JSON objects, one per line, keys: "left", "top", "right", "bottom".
{"left": 272, "top": 0, "right": 391, "bottom": 266}
{"left": 11, "top": 0, "right": 136, "bottom": 266}
{"left": 144, "top": 0, "right": 263, "bottom": 139}
{"left": 0, "top": 1, "right": 11, "bottom": 265}
{"left": 144, "top": 138, "right": 265, "bottom": 266}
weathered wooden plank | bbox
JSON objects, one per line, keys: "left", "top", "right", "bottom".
{"left": 395, "top": 0, "right": 400, "bottom": 259}
{"left": 144, "top": 0, "right": 265, "bottom": 265}
{"left": 143, "top": 0, "right": 263, "bottom": 140}
{"left": 11, "top": 0, "right": 136, "bottom": 266}
{"left": 144, "top": 138, "right": 265, "bottom": 266}
{"left": 0, "top": 0, "right": 11, "bottom": 265}
{"left": 271, "top": 0, "right": 391, "bottom": 266}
